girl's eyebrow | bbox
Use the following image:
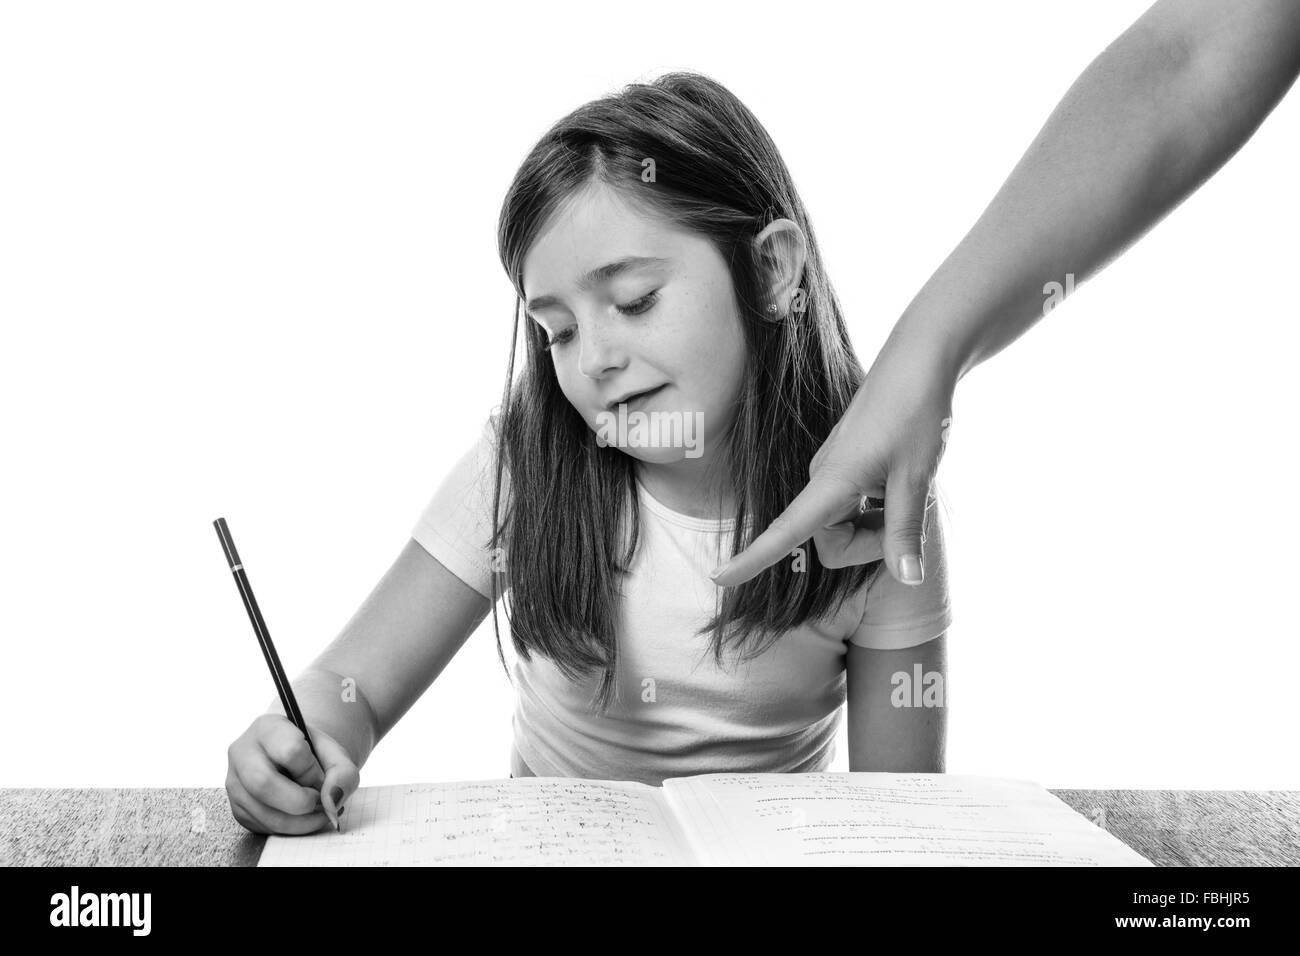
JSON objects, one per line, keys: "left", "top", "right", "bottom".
{"left": 525, "top": 256, "right": 670, "bottom": 313}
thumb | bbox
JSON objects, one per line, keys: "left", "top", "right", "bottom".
{"left": 321, "top": 762, "right": 360, "bottom": 821}
{"left": 309, "top": 729, "right": 361, "bottom": 820}
{"left": 884, "top": 467, "right": 932, "bottom": 586}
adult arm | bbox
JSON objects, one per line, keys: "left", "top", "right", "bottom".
{"left": 712, "top": 0, "right": 1300, "bottom": 588}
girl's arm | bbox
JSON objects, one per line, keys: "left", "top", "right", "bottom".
{"left": 845, "top": 632, "right": 947, "bottom": 773}
{"left": 265, "top": 537, "right": 491, "bottom": 768}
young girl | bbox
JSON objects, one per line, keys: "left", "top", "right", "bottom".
{"left": 225, "top": 72, "right": 952, "bottom": 836}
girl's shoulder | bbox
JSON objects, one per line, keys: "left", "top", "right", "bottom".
{"left": 408, "top": 410, "right": 509, "bottom": 600}
{"left": 848, "top": 496, "right": 952, "bottom": 651}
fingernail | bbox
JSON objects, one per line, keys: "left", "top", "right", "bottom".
{"left": 709, "top": 563, "right": 729, "bottom": 581}
{"left": 331, "top": 786, "right": 343, "bottom": 806}
{"left": 900, "top": 554, "right": 923, "bottom": 585}
{"left": 339, "top": 804, "right": 346, "bottom": 815}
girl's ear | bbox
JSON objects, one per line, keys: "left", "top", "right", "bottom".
{"left": 752, "top": 218, "right": 808, "bottom": 318}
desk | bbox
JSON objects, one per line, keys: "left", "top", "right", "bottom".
{"left": 2, "top": 788, "right": 1297, "bottom": 866}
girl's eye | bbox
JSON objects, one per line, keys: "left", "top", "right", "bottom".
{"left": 616, "top": 291, "right": 659, "bottom": 316}
{"left": 541, "top": 328, "right": 575, "bottom": 351}
{"left": 539, "top": 292, "right": 659, "bottom": 352}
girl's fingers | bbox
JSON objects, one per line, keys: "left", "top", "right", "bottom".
{"left": 226, "top": 770, "right": 331, "bottom": 836}
{"left": 320, "top": 761, "right": 362, "bottom": 821}
{"left": 233, "top": 743, "right": 325, "bottom": 817}
{"left": 261, "top": 718, "right": 327, "bottom": 790}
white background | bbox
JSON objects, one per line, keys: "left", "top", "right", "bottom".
{"left": 3, "top": 0, "right": 1296, "bottom": 789}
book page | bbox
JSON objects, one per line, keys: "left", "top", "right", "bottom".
{"left": 662, "top": 772, "right": 1153, "bottom": 866}
{"left": 258, "top": 778, "right": 698, "bottom": 866}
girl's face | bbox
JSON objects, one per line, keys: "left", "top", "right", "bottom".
{"left": 522, "top": 181, "right": 747, "bottom": 465}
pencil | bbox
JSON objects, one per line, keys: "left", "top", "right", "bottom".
{"left": 213, "top": 516, "right": 340, "bottom": 832}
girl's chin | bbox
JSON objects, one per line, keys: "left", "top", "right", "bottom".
{"left": 620, "top": 446, "right": 694, "bottom": 464}
{"left": 588, "top": 436, "right": 700, "bottom": 465}
{"left": 589, "top": 407, "right": 708, "bottom": 460}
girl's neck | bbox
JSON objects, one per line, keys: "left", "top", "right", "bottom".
{"left": 634, "top": 457, "right": 736, "bottom": 521}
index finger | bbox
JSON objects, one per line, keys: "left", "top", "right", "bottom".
{"left": 709, "top": 472, "right": 864, "bottom": 587}
{"left": 262, "top": 719, "right": 327, "bottom": 790}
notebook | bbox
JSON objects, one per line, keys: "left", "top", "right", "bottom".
{"left": 257, "top": 772, "right": 1152, "bottom": 866}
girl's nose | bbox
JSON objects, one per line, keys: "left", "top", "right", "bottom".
{"left": 578, "top": 323, "right": 628, "bottom": 380}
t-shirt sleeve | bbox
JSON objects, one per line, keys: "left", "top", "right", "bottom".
{"left": 409, "top": 411, "right": 510, "bottom": 601}
{"left": 848, "top": 497, "right": 953, "bottom": 650}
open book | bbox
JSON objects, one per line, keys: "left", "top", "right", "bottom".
{"left": 258, "top": 773, "right": 1152, "bottom": 866}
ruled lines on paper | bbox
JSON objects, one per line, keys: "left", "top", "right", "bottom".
{"left": 661, "top": 773, "right": 1154, "bottom": 866}
{"left": 257, "top": 778, "right": 698, "bottom": 866}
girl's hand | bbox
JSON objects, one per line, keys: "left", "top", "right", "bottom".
{"left": 225, "top": 714, "right": 360, "bottom": 835}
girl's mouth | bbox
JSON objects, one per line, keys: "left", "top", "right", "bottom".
{"left": 608, "top": 384, "right": 668, "bottom": 410}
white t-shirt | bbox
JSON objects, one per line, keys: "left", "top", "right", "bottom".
{"left": 411, "top": 413, "right": 952, "bottom": 786}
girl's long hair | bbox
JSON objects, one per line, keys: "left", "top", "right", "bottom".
{"left": 488, "top": 71, "right": 880, "bottom": 713}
